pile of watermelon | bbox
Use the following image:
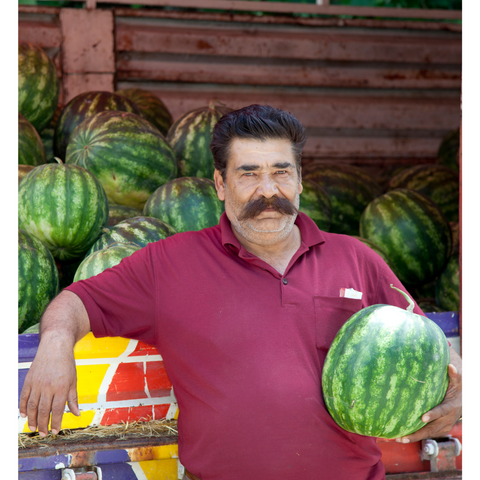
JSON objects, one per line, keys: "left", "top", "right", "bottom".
{"left": 17, "top": 42, "right": 226, "bottom": 333}
{"left": 17, "top": 41, "right": 460, "bottom": 335}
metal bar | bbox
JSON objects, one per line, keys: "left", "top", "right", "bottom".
{"left": 55, "top": 0, "right": 462, "bottom": 21}
{"left": 85, "top": 0, "right": 97, "bottom": 9}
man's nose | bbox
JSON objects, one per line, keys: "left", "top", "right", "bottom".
{"left": 256, "top": 174, "right": 279, "bottom": 198}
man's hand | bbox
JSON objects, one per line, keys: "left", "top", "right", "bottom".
{"left": 19, "top": 290, "right": 91, "bottom": 437}
{"left": 395, "top": 345, "right": 462, "bottom": 444}
{"left": 19, "top": 338, "right": 80, "bottom": 437}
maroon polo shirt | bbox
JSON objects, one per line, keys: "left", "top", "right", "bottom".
{"left": 67, "top": 212, "right": 425, "bottom": 480}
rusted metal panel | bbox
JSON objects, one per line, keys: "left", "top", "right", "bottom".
{"left": 89, "top": 0, "right": 462, "bottom": 21}
{"left": 63, "top": 73, "right": 115, "bottom": 103}
{"left": 113, "top": 7, "right": 461, "bottom": 32}
{"left": 18, "top": 18, "right": 62, "bottom": 49}
{"left": 60, "top": 9, "right": 115, "bottom": 74}
{"left": 115, "top": 20, "right": 461, "bottom": 65}
{"left": 116, "top": 53, "right": 461, "bottom": 90}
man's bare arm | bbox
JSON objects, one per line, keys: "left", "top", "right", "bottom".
{"left": 19, "top": 290, "right": 91, "bottom": 437}
{"left": 396, "top": 345, "right": 462, "bottom": 443}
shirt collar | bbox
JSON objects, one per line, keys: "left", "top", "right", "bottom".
{"left": 220, "top": 211, "right": 326, "bottom": 252}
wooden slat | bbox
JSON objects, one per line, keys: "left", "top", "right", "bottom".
{"left": 116, "top": 53, "right": 461, "bottom": 90}
{"left": 115, "top": 21, "right": 461, "bottom": 65}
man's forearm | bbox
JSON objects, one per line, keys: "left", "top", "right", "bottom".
{"left": 39, "top": 289, "right": 92, "bottom": 344}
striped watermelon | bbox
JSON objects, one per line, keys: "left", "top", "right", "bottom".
{"left": 435, "top": 253, "right": 460, "bottom": 312}
{"left": 87, "top": 216, "right": 177, "bottom": 255}
{"left": 108, "top": 204, "right": 143, "bottom": 227}
{"left": 322, "top": 285, "right": 450, "bottom": 439}
{"left": 437, "top": 128, "right": 459, "bottom": 173}
{"left": 387, "top": 164, "right": 459, "bottom": 222}
{"left": 299, "top": 179, "right": 332, "bottom": 231}
{"left": 54, "top": 91, "right": 141, "bottom": 160}
{"left": 18, "top": 113, "right": 45, "bottom": 166}
{"left": 167, "top": 101, "right": 233, "bottom": 179}
{"left": 359, "top": 189, "right": 452, "bottom": 287}
{"left": 450, "top": 221, "right": 459, "bottom": 256}
{"left": 352, "top": 236, "right": 394, "bottom": 270}
{"left": 18, "top": 229, "right": 59, "bottom": 333}
{"left": 18, "top": 165, "right": 35, "bottom": 184}
{"left": 303, "top": 163, "right": 382, "bottom": 236}
{"left": 65, "top": 111, "right": 178, "bottom": 210}
{"left": 18, "top": 42, "right": 60, "bottom": 133}
{"left": 144, "top": 177, "right": 224, "bottom": 233}
{"left": 74, "top": 243, "right": 141, "bottom": 282}
{"left": 115, "top": 88, "right": 173, "bottom": 136}
{"left": 18, "top": 162, "right": 109, "bottom": 261}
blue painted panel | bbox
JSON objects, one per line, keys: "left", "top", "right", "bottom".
{"left": 19, "top": 368, "right": 28, "bottom": 408}
{"left": 95, "top": 448, "right": 131, "bottom": 464}
{"left": 19, "top": 454, "right": 72, "bottom": 472}
{"left": 95, "top": 463, "right": 141, "bottom": 480}
{"left": 424, "top": 311, "right": 459, "bottom": 337}
{"left": 19, "top": 470, "right": 61, "bottom": 480}
{"left": 19, "top": 334, "right": 39, "bottom": 363}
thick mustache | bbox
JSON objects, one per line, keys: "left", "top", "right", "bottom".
{"left": 238, "top": 196, "right": 299, "bottom": 221}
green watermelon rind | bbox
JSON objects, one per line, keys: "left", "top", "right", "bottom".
{"left": 87, "top": 216, "right": 177, "bottom": 255}
{"left": 435, "top": 253, "right": 460, "bottom": 312}
{"left": 167, "top": 103, "right": 233, "bottom": 180}
{"left": 322, "top": 304, "right": 450, "bottom": 439}
{"left": 18, "top": 229, "right": 59, "bottom": 332}
{"left": 66, "top": 111, "right": 178, "bottom": 211}
{"left": 54, "top": 91, "right": 141, "bottom": 160}
{"left": 144, "top": 177, "right": 224, "bottom": 233}
{"left": 359, "top": 189, "right": 452, "bottom": 287}
{"left": 18, "top": 163, "right": 109, "bottom": 261}
{"left": 299, "top": 179, "right": 332, "bottom": 232}
{"left": 18, "top": 113, "right": 46, "bottom": 166}
{"left": 18, "top": 42, "right": 60, "bottom": 133}
{"left": 73, "top": 242, "right": 141, "bottom": 282}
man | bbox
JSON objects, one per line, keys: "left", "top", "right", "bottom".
{"left": 20, "top": 105, "right": 462, "bottom": 480}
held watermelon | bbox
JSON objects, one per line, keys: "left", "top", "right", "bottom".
{"left": 18, "top": 229, "right": 59, "bottom": 333}
{"left": 167, "top": 101, "right": 233, "bottom": 179}
{"left": 322, "top": 285, "right": 450, "bottom": 439}
{"left": 18, "top": 113, "right": 46, "bottom": 166}
{"left": 144, "top": 177, "right": 224, "bottom": 233}
{"left": 65, "top": 111, "right": 178, "bottom": 211}
{"left": 359, "top": 189, "right": 452, "bottom": 287}
{"left": 74, "top": 243, "right": 141, "bottom": 282}
{"left": 18, "top": 42, "right": 60, "bottom": 133}
{"left": 303, "top": 163, "right": 382, "bottom": 236}
{"left": 87, "top": 216, "right": 177, "bottom": 255}
{"left": 18, "top": 162, "right": 109, "bottom": 261}
{"left": 54, "top": 91, "right": 141, "bottom": 160}
{"left": 115, "top": 88, "right": 173, "bottom": 136}
{"left": 299, "top": 179, "right": 332, "bottom": 231}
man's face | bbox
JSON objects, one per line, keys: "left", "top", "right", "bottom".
{"left": 214, "top": 137, "right": 303, "bottom": 246}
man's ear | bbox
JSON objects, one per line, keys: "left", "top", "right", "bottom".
{"left": 298, "top": 167, "right": 303, "bottom": 194}
{"left": 214, "top": 169, "right": 225, "bottom": 201}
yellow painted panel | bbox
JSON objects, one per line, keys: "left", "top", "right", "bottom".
{"left": 22, "top": 409, "right": 96, "bottom": 433}
{"left": 138, "top": 459, "right": 179, "bottom": 480}
{"left": 76, "top": 364, "right": 110, "bottom": 403}
{"left": 74, "top": 333, "right": 131, "bottom": 359}
{"left": 127, "top": 444, "right": 179, "bottom": 461}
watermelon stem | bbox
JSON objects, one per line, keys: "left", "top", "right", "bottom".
{"left": 390, "top": 284, "right": 415, "bottom": 313}
{"left": 53, "top": 157, "right": 64, "bottom": 164}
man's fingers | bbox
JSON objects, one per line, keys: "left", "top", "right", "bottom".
{"left": 67, "top": 386, "right": 80, "bottom": 417}
{"left": 25, "top": 387, "right": 41, "bottom": 433}
{"left": 36, "top": 393, "right": 55, "bottom": 437}
{"left": 50, "top": 393, "right": 69, "bottom": 435}
{"left": 19, "top": 382, "right": 32, "bottom": 419}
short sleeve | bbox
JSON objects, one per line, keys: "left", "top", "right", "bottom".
{"left": 66, "top": 242, "right": 157, "bottom": 345}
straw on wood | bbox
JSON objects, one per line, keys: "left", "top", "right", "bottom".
{"left": 18, "top": 418, "right": 178, "bottom": 449}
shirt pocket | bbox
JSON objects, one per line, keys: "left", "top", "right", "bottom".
{"left": 314, "top": 296, "right": 363, "bottom": 351}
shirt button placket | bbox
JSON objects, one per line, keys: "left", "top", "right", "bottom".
{"left": 282, "top": 278, "right": 288, "bottom": 285}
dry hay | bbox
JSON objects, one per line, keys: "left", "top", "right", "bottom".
{"left": 18, "top": 418, "right": 178, "bottom": 450}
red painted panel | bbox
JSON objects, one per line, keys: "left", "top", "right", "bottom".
{"left": 128, "top": 341, "right": 160, "bottom": 357}
{"left": 101, "top": 405, "right": 155, "bottom": 425}
{"left": 106, "top": 363, "right": 149, "bottom": 402}
{"left": 146, "top": 362, "right": 173, "bottom": 398}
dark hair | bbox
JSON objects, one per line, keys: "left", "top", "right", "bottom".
{"left": 210, "top": 104, "right": 307, "bottom": 180}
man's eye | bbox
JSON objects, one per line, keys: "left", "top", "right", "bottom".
{"left": 243, "top": 172, "right": 255, "bottom": 176}
{"left": 276, "top": 170, "right": 287, "bottom": 175}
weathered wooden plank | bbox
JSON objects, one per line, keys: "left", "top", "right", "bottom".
{"left": 115, "top": 20, "right": 461, "bottom": 65}
{"left": 116, "top": 53, "right": 461, "bottom": 90}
